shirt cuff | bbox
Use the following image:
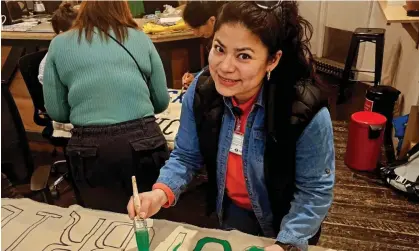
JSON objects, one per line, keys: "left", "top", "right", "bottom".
{"left": 277, "top": 230, "right": 308, "bottom": 251}
{"left": 152, "top": 183, "right": 175, "bottom": 208}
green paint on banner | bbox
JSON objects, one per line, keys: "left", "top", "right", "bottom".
{"left": 245, "top": 246, "right": 264, "bottom": 251}
{"left": 173, "top": 242, "right": 182, "bottom": 251}
{"left": 135, "top": 229, "right": 149, "bottom": 251}
{"left": 193, "top": 237, "right": 232, "bottom": 251}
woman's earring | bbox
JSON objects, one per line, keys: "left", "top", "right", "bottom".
{"left": 267, "top": 71, "right": 271, "bottom": 81}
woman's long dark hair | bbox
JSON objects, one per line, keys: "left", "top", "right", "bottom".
{"left": 214, "top": 1, "right": 318, "bottom": 139}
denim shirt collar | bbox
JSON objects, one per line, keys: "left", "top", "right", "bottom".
{"left": 223, "top": 84, "right": 265, "bottom": 109}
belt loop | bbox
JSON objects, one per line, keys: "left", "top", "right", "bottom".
{"left": 121, "top": 123, "right": 126, "bottom": 135}
{"left": 141, "top": 117, "right": 146, "bottom": 133}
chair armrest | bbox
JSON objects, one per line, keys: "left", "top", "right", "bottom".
{"left": 34, "top": 109, "right": 52, "bottom": 127}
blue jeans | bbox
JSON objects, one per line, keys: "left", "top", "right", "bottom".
{"left": 221, "top": 197, "right": 322, "bottom": 245}
{"left": 221, "top": 197, "right": 263, "bottom": 236}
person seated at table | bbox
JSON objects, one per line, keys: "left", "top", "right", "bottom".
{"left": 127, "top": 1, "right": 335, "bottom": 251}
{"left": 38, "top": 2, "right": 78, "bottom": 85}
{"left": 43, "top": 0, "right": 170, "bottom": 213}
{"left": 181, "top": 0, "right": 226, "bottom": 89}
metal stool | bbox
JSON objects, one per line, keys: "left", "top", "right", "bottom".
{"left": 339, "top": 28, "right": 386, "bottom": 103}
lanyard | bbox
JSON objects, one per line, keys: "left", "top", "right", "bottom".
{"left": 232, "top": 106, "right": 243, "bottom": 133}
{"left": 235, "top": 115, "right": 241, "bottom": 132}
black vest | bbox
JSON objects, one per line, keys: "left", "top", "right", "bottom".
{"left": 193, "top": 69, "right": 328, "bottom": 234}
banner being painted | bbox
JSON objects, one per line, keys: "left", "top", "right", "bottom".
{"left": 1, "top": 198, "right": 334, "bottom": 251}
{"left": 155, "top": 89, "right": 184, "bottom": 148}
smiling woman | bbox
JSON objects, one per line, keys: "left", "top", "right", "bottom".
{"left": 127, "top": 2, "right": 335, "bottom": 251}
{"left": 209, "top": 25, "right": 281, "bottom": 103}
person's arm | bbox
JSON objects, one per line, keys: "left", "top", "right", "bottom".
{"left": 38, "top": 53, "right": 47, "bottom": 85}
{"left": 43, "top": 39, "right": 70, "bottom": 123}
{"left": 276, "top": 107, "right": 335, "bottom": 251}
{"left": 147, "top": 38, "right": 169, "bottom": 114}
{"left": 153, "top": 74, "right": 205, "bottom": 206}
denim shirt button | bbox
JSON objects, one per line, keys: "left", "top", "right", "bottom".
{"left": 325, "top": 168, "right": 331, "bottom": 174}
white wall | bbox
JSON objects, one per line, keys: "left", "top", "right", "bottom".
{"left": 325, "top": 1, "right": 373, "bottom": 31}
{"left": 299, "top": 0, "right": 419, "bottom": 115}
{"left": 298, "top": 1, "right": 321, "bottom": 52}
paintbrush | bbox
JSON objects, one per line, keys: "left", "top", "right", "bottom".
{"left": 132, "top": 176, "right": 142, "bottom": 219}
{"left": 131, "top": 176, "right": 150, "bottom": 251}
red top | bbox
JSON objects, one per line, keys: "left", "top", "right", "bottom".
{"left": 154, "top": 93, "right": 259, "bottom": 210}
{"left": 351, "top": 111, "right": 387, "bottom": 127}
{"left": 225, "top": 94, "right": 259, "bottom": 210}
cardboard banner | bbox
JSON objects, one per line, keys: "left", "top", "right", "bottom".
{"left": 1, "top": 199, "right": 334, "bottom": 251}
{"left": 155, "top": 89, "right": 183, "bottom": 149}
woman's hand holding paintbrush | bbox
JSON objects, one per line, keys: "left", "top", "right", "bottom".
{"left": 128, "top": 179, "right": 168, "bottom": 220}
{"left": 132, "top": 176, "right": 158, "bottom": 251}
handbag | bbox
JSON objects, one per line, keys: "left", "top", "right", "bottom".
{"left": 380, "top": 143, "right": 419, "bottom": 200}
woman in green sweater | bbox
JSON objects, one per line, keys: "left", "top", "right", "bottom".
{"left": 43, "top": 0, "right": 170, "bottom": 213}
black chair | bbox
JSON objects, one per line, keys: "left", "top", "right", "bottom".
{"left": 1, "top": 84, "right": 53, "bottom": 204}
{"left": 18, "top": 50, "right": 75, "bottom": 200}
{"left": 339, "top": 28, "right": 385, "bottom": 103}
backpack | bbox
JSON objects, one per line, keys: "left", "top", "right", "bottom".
{"left": 380, "top": 143, "right": 419, "bottom": 200}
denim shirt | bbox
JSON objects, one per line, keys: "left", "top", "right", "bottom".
{"left": 157, "top": 73, "right": 335, "bottom": 250}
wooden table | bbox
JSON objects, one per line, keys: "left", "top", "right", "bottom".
{"left": 378, "top": 1, "right": 419, "bottom": 49}
{"left": 1, "top": 21, "right": 203, "bottom": 88}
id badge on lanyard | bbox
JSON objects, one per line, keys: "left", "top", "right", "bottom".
{"left": 230, "top": 116, "right": 244, "bottom": 156}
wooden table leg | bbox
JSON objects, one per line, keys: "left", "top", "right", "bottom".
{"left": 156, "top": 46, "right": 173, "bottom": 88}
{"left": 1, "top": 46, "right": 25, "bottom": 87}
{"left": 155, "top": 38, "right": 202, "bottom": 88}
{"left": 188, "top": 39, "right": 203, "bottom": 73}
{"left": 401, "top": 23, "right": 419, "bottom": 50}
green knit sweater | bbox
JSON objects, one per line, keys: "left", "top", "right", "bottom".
{"left": 43, "top": 28, "right": 169, "bottom": 126}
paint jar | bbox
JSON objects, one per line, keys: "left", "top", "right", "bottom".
{"left": 134, "top": 219, "right": 149, "bottom": 251}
